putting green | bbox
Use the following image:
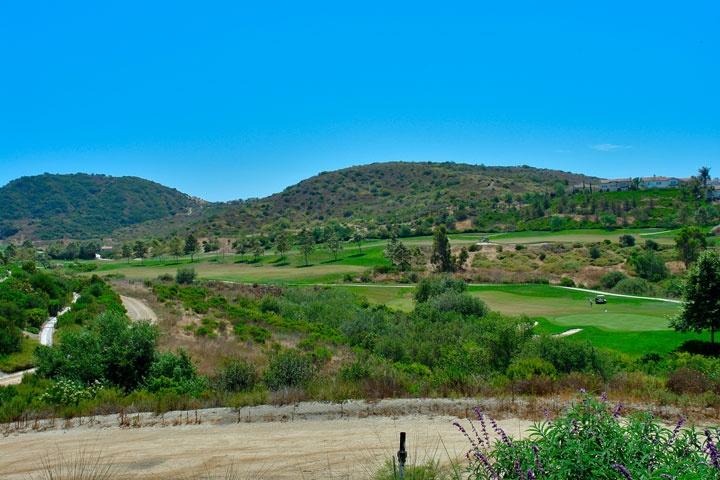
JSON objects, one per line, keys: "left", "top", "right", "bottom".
{"left": 552, "top": 313, "right": 672, "bottom": 332}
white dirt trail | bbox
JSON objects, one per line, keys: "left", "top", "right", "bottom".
{"left": 120, "top": 295, "right": 158, "bottom": 323}
{"left": 0, "top": 293, "right": 79, "bottom": 386}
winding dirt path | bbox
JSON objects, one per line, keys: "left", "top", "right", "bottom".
{"left": 0, "top": 293, "right": 79, "bottom": 386}
{"left": 121, "top": 295, "right": 158, "bottom": 323}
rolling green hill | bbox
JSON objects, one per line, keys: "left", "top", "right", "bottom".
{"left": 189, "top": 162, "right": 597, "bottom": 237}
{"left": 187, "top": 162, "right": 715, "bottom": 238}
{"left": 0, "top": 173, "right": 205, "bottom": 240}
{"left": 3, "top": 163, "right": 715, "bottom": 241}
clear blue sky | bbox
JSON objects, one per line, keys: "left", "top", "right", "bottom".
{"left": 0, "top": 1, "right": 718, "bottom": 201}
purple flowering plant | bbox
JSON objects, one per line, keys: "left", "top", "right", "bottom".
{"left": 456, "top": 393, "right": 720, "bottom": 479}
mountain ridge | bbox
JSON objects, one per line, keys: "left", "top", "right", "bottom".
{"left": 0, "top": 173, "right": 205, "bottom": 240}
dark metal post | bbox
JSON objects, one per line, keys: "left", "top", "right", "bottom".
{"left": 397, "top": 431, "right": 407, "bottom": 480}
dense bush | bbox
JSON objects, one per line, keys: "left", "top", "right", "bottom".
{"left": 426, "top": 291, "right": 488, "bottom": 317}
{"left": 414, "top": 276, "right": 466, "bottom": 302}
{"left": 460, "top": 394, "right": 720, "bottom": 479}
{"left": 613, "top": 277, "right": 656, "bottom": 296}
{"left": 520, "top": 336, "right": 613, "bottom": 379}
{"left": 145, "top": 350, "right": 206, "bottom": 395}
{"left": 214, "top": 359, "right": 258, "bottom": 392}
{"left": 35, "top": 311, "right": 158, "bottom": 391}
{"left": 619, "top": 234, "right": 636, "bottom": 247}
{"left": 600, "top": 271, "right": 627, "bottom": 290}
{"left": 629, "top": 249, "right": 669, "bottom": 281}
{"left": 263, "top": 349, "right": 316, "bottom": 390}
{"left": 175, "top": 267, "right": 197, "bottom": 285}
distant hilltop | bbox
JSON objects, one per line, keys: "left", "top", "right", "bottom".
{"left": 1, "top": 163, "right": 717, "bottom": 242}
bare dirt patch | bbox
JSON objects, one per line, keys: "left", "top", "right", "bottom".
{"left": 0, "top": 397, "right": 698, "bottom": 480}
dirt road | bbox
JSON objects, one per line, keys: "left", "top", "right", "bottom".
{"left": 0, "top": 404, "right": 533, "bottom": 479}
{"left": 121, "top": 295, "right": 158, "bottom": 323}
{"left": 0, "top": 368, "right": 36, "bottom": 387}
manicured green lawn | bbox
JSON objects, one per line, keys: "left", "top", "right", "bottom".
{"left": 341, "top": 283, "right": 699, "bottom": 356}
{"left": 489, "top": 228, "right": 678, "bottom": 245}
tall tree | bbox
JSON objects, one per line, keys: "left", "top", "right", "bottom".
{"left": 326, "top": 230, "right": 343, "bottom": 261}
{"left": 133, "top": 240, "right": 148, "bottom": 263}
{"left": 184, "top": 233, "right": 199, "bottom": 262}
{"left": 5, "top": 244, "right": 16, "bottom": 261}
{"left": 251, "top": 237, "right": 264, "bottom": 260}
{"left": 456, "top": 246, "right": 469, "bottom": 270}
{"left": 431, "top": 225, "right": 455, "bottom": 272}
{"left": 384, "top": 236, "right": 411, "bottom": 271}
{"left": 298, "top": 228, "right": 315, "bottom": 266}
{"left": 699, "top": 166, "right": 711, "bottom": 189}
{"left": 168, "top": 237, "right": 184, "bottom": 261}
{"left": 150, "top": 239, "right": 163, "bottom": 260}
{"left": 121, "top": 243, "right": 133, "bottom": 263}
{"left": 353, "top": 229, "right": 365, "bottom": 252}
{"left": 672, "top": 250, "right": 720, "bottom": 344}
{"left": 275, "top": 231, "right": 290, "bottom": 259}
{"left": 233, "top": 236, "right": 248, "bottom": 260}
{"left": 675, "top": 226, "right": 707, "bottom": 267}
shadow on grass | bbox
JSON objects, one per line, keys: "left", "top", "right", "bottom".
{"left": 320, "top": 258, "right": 342, "bottom": 264}
{"left": 675, "top": 340, "right": 720, "bottom": 357}
{"left": 234, "top": 258, "right": 262, "bottom": 265}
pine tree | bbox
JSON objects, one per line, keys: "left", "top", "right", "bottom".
{"left": 431, "top": 225, "right": 455, "bottom": 272}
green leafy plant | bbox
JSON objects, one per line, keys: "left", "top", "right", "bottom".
{"left": 458, "top": 394, "right": 720, "bottom": 479}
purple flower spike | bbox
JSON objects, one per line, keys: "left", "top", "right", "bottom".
{"left": 612, "top": 463, "right": 633, "bottom": 480}
{"left": 705, "top": 430, "right": 720, "bottom": 469}
{"left": 669, "top": 416, "right": 685, "bottom": 445}
{"left": 532, "top": 444, "right": 544, "bottom": 474}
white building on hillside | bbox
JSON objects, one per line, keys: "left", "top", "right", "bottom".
{"left": 640, "top": 176, "right": 681, "bottom": 189}
{"left": 599, "top": 178, "right": 632, "bottom": 192}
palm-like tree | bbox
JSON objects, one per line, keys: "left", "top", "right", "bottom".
{"left": 699, "top": 166, "right": 711, "bottom": 188}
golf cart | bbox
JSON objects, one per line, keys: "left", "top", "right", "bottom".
{"left": 595, "top": 295, "right": 607, "bottom": 305}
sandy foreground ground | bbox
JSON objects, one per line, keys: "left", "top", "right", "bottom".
{"left": 0, "top": 400, "right": 534, "bottom": 479}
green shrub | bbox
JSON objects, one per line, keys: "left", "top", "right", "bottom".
{"left": 259, "top": 295, "right": 281, "bottom": 314}
{"left": 263, "top": 349, "right": 315, "bottom": 390}
{"left": 414, "top": 276, "right": 466, "bottom": 303}
{"left": 426, "top": 291, "right": 487, "bottom": 317}
{"left": 0, "top": 323, "right": 22, "bottom": 355}
{"left": 340, "top": 360, "right": 371, "bottom": 382}
{"left": 629, "top": 250, "right": 669, "bottom": 282}
{"left": 145, "top": 349, "right": 207, "bottom": 395}
{"left": 23, "top": 308, "right": 47, "bottom": 329}
{"left": 613, "top": 277, "right": 655, "bottom": 296}
{"left": 175, "top": 267, "right": 197, "bottom": 285}
{"left": 460, "top": 394, "right": 720, "bottom": 479}
{"left": 645, "top": 239, "right": 660, "bottom": 250}
{"left": 35, "top": 311, "right": 158, "bottom": 391}
{"left": 559, "top": 277, "right": 575, "bottom": 287}
{"left": 619, "top": 234, "right": 636, "bottom": 247}
{"left": 214, "top": 359, "right": 258, "bottom": 392}
{"left": 507, "top": 357, "right": 557, "bottom": 381}
{"left": 600, "top": 271, "right": 627, "bottom": 289}
{"left": 521, "top": 336, "right": 610, "bottom": 378}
